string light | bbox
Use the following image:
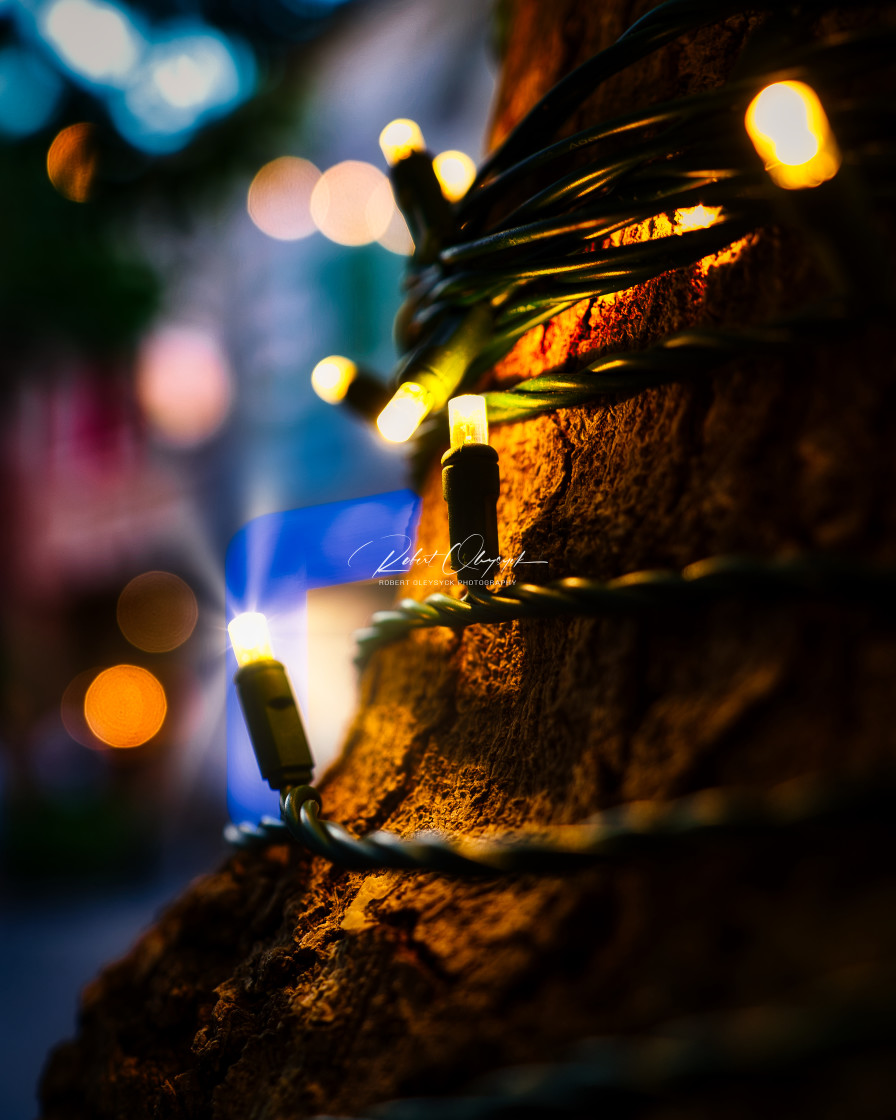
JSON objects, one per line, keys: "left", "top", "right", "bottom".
{"left": 311, "top": 355, "right": 357, "bottom": 404}
{"left": 448, "top": 392, "right": 489, "bottom": 450}
{"left": 441, "top": 394, "right": 500, "bottom": 587}
{"left": 311, "top": 355, "right": 391, "bottom": 421}
{"left": 228, "top": 611, "right": 314, "bottom": 791}
{"left": 376, "top": 303, "right": 492, "bottom": 442}
{"left": 433, "top": 149, "right": 476, "bottom": 202}
{"left": 379, "top": 116, "right": 454, "bottom": 263}
{"left": 227, "top": 0, "right": 895, "bottom": 903}
{"left": 378, "top": 118, "right": 425, "bottom": 166}
{"left": 228, "top": 611, "right": 275, "bottom": 668}
{"left": 376, "top": 381, "right": 432, "bottom": 443}
{"left": 222, "top": 22, "right": 896, "bottom": 1118}
{"left": 745, "top": 80, "right": 841, "bottom": 190}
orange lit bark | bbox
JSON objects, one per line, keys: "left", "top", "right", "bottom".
{"left": 41, "top": 4, "right": 896, "bottom": 1119}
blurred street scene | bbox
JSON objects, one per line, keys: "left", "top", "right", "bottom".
{"left": 0, "top": 1, "right": 494, "bottom": 1114}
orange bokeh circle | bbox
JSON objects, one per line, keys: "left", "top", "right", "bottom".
{"left": 84, "top": 664, "right": 167, "bottom": 749}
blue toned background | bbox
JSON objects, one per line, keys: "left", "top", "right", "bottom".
{"left": 225, "top": 489, "right": 420, "bottom": 823}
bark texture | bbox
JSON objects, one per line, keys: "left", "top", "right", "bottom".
{"left": 41, "top": 3, "right": 896, "bottom": 1118}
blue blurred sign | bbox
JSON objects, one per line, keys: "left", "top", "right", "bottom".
{"left": 225, "top": 489, "right": 420, "bottom": 823}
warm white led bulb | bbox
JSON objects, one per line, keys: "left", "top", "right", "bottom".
{"left": 311, "top": 356, "right": 357, "bottom": 404}
{"left": 379, "top": 119, "right": 425, "bottom": 166}
{"left": 448, "top": 394, "right": 488, "bottom": 451}
{"left": 228, "top": 612, "right": 275, "bottom": 668}
{"left": 376, "top": 382, "right": 433, "bottom": 443}
{"left": 745, "top": 81, "right": 841, "bottom": 190}
{"left": 433, "top": 150, "right": 476, "bottom": 202}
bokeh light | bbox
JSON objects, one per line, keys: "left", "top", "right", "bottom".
{"left": 41, "top": 0, "right": 143, "bottom": 87}
{"left": 47, "top": 122, "right": 100, "bottom": 203}
{"left": 150, "top": 33, "right": 234, "bottom": 109}
{"left": 433, "top": 149, "right": 476, "bottom": 202}
{"left": 372, "top": 178, "right": 414, "bottom": 255}
{"left": 136, "top": 325, "right": 233, "bottom": 446}
{"left": 0, "top": 47, "right": 63, "bottom": 137}
{"left": 110, "top": 25, "right": 254, "bottom": 154}
{"left": 84, "top": 664, "right": 167, "bottom": 749}
{"left": 310, "top": 160, "right": 394, "bottom": 246}
{"left": 61, "top": 669, "right": 106, "bottom": 750}
{"left": 117, "top": 571, "right": 199, "bottom": 653}
{"left": 247, "top": 156, "right": 321, "bottom": 241}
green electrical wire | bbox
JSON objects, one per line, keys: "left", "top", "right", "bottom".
{"left": 463, "top": 22, "right": 896, "bottom": 230}
{"left": 354, "top": 552, "right": 896, "bottom": 662}
{"left": 226, "top": 769, "right": 896, "bottom": 875}
{"left": 380, "top": 10, "right": 896, "bottom": 412}
{"left": 472, "top": 0, "right": 875, "bottom": 186}
{"left": 479, "top": 305, "right": 850, "bottom": 423}
{"left": 227, "top": 9, "right": 896, "bottom": 1110}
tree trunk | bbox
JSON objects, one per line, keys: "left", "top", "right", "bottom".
{"left": 41, "top": 3, "right": 896, "bottom": 1118}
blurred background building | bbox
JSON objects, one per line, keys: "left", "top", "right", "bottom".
{"left": 0, "top": 1, "right": 495, "bottom": 1114}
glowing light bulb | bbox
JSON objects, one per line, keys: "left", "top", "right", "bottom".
{"left": 442, "top": 397, "right": 500, "bottom": 588}
{"left": 433, "top": 150, "right": 476, "bottom": 202}
{"left": 311, "top": 356, "right": 357, "bottom": 404}
{"left": 228, "top": 612, "right": 275, "bottom": 667}
{"left": 379, "top": 118, "right": 425, "bottom": 166}
{"left": 448, "top": 394, "right": 488, "bottom": 451}
{"left": 376, "top": 382, "right": 433, "bottom": 443}
{"left": 745, "top": 81, "right": 841, "bottom": 190}
{"left": 229, "top": 611, "right": 314, "bottom": 790}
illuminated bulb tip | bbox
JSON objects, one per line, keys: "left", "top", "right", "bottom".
{"left": 376, "top": 382, "right": 432, "bottom": 443}
{"left": 745, "top": 80, "right": 841, "bottom": 190}
{"left": 379, "top": 118, "right": 425, "bottom": 166}
{"left": 448, "top": 394, "right": 488, "bottom": 451}
{"left": 228, "top": 612, "right": 275, "bottom": 667}
{"left": 311, "top": 356, "right": 357, "bottom": 404}
{"left": 433, "top": 150, "right": 476, "bottom": 203}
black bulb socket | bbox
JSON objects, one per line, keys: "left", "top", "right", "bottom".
{"left": 441, "top": 442, "right": 500, "bottom": 587}
{"left": 343, "top": 371, "right": 392, "bottom": 423}
{"left": 389, "top": 150, "right": 455, "bottom": 265}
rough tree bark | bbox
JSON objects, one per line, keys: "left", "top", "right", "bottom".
{"left": 41, "top": 3, "right": 896, "bottom": 1118}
